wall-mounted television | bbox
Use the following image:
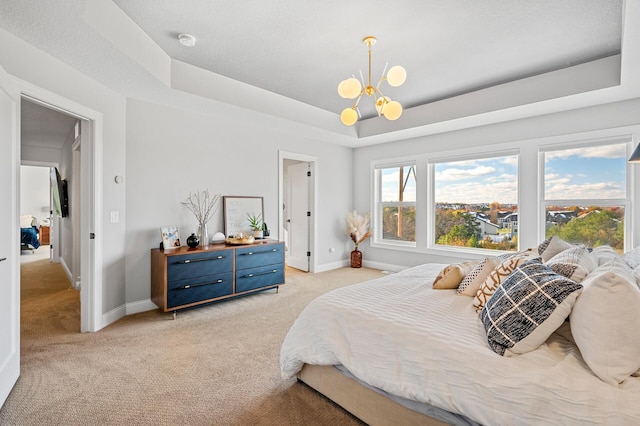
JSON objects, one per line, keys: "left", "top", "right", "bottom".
{"left": 50, "top": 167, "right": 69, "bottom": 218}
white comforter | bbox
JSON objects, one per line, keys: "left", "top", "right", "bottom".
{"left": 280, "top": 263, "right": 640, "bottom": 425}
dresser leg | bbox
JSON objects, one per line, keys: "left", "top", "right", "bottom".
{"left": 276, "top": 286, "right": 279, "bottom": 294}
{"left": 172, "top": 310, "right": 177, "bottom": 320}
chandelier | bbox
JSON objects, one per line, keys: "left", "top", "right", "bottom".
{"left": 337, "top": 36, "right": 407, "bottom": 126}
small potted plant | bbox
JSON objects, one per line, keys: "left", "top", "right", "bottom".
{"left": 247, "top": 213, "right": 263, "bottom": 239}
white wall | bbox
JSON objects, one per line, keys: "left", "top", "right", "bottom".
{"left": 353, "top": 98, "right": 640, "bottom": 270}
{"left": 0, "top": 27, "right": 128, "bottom": 325}
{"left": 124, "top": 99, "right": 352, "bottom": 306}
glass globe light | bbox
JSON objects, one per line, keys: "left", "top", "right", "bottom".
{"left": 342, "top": 77, "right": 362, "bottom": 99}
{"left": 340, "top": 108, "right": 358, "bottom": 126}
{"left": 337, "top": 80, "right": 349, "bottom": 99}
{"left": 383, "top": 101, "right": 402, "bottom": 120}
{"left": 387, "top": 66, "right": 407, "bottom": 87}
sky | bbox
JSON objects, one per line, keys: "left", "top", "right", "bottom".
{"left": 381, "top": 143, "right": 627, "bottom": 205}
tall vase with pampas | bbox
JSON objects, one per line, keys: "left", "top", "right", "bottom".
{"left": 346, "top": 210, "right": 371, "bottom": 268}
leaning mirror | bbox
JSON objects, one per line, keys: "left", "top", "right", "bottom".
{"left": 223, "top": 196, "right": 264, "bottom": 237}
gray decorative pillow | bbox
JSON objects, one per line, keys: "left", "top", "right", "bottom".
{"left": 536, "top": 236, "right": 573, "bottom": 262}
{"left": 546, "top": 244, "right": 597, "bottom": 283}
{"left": 481, "top": 257, "right": 583, "bottom": 356}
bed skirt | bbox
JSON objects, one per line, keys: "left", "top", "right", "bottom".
{"left": 297, "top": 364, "right": 455, "bottom": 426}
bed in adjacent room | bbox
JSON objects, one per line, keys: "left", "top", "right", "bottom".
{"left": 20, "top": 214, "right": 40, "bottom": 251}
{"left": 280, "top": 237, "right": 640, "bottom": 425}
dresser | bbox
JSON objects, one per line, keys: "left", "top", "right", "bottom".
{"left": 151, "top": 240, "right": 285, "bottom": 316}
{"left": 39, "top": 225, "right": 50, "bottom": 245}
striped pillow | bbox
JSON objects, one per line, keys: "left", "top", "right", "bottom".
{"left": 481, "top": 258, "right": 583, "bottom": 356}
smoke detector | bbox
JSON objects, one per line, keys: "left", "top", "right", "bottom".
{"left": 178, "top": 33, "right": 196, "bottom": 47}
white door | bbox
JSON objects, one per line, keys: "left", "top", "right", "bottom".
{"left": 287, "top": 162, "right": 310, "bottom": 271}
{"left": 0, "top": 66, "right": 20, "bottom": 407}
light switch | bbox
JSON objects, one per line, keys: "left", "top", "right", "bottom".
{"left": 110, "top": 211, "right": 119, "bottom": 223}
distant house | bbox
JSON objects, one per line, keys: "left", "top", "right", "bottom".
{"left": 475, "top": 216, "right": 501, "bottom": 239}
{"left": 502, "top": 212, "right": 518, "bottom": 236}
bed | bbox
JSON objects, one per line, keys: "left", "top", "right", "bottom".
{"left": 280, "top": 237, "right": 640, "bottom": 425}
{"left": 20, "top": 214, "right": 40, "bottom": 251}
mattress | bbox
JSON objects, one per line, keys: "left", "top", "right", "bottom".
{"left": 280, "top": 263, "right": 640, "bottom": 425}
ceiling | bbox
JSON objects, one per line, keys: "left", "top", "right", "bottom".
{"left": 0, "top": 1, "right": 632, "bottom": 147}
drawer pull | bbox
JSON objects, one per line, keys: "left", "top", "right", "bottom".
{"left": 175, "top": 255, "right": 224, "bottom": 265}
{"left": 243, "top": 269, "right": 278, "bottom": 278}
{"left": 242, "top": 249, "right": 278, "bottom": 256}
{"left": 176, "top": 279, "right": 224, "bottom": 290}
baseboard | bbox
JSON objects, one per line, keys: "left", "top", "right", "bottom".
{"left": 102, "top": 304, "right": 126, "bottom": 328}
{"left": 59, "top": 257, "right": 73, "bottom": 284}
{"left": 362, "top": 260, "right": 404, "bottom": 273}
{"left": 315, "top": 259, "right": 403, "bottom": 273}
{"left": 126, "top": 299, "right": 158, "bottom": 315}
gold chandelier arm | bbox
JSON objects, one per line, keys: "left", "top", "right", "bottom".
{"left": 377, "top": 62, "right": 389, "bottom": 91}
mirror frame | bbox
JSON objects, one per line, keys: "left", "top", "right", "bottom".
{"left": 222, "top": 196, "right": 264, "bottom": 237}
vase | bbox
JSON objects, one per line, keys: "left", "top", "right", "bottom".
{"left": 197, "top": 223, "right": 209, "bottom": 247}
{"left": 186, "top": 233, "right": 199, "bottom": 248}
{"left": 350, "top": 249, "right": 362, "bottom": 268}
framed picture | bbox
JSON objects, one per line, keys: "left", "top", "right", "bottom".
{"left": 160, "top": 226, "right": 181, "bottom": 249}
{"left": 223, "top": 196, "right": 264, "bottom": 237}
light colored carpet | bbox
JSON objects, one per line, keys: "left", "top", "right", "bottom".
{"left": 1, "top": 261, "right": 386, "bottom": 425}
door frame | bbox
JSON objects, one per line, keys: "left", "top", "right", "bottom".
{"left": 278, "top": 151, "right": 317, "bottom": 273}
{"left": 15, "top": 76, "right": 103, "bottom": 333}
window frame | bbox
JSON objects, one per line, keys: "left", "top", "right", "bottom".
{"left": 538, "top": 136, "right": 633, "bottom": 251}
{"left": 371, "top": 159, "right": 418, "bottom": 249}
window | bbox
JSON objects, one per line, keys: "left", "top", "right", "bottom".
{"left": 374, "top": 163, "right": 416, "bottom": 244}
{"left": 542, "top": 142, "right": 627, "bottom": 252}
{"left": 432, "top": 153, "right": 518, "bottom": 251}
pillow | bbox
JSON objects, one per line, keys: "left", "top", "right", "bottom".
{"left": 536, "top": 236, "right": 573, "bottom": 262}
{"left": 569, "top": 257, "right": 640, "bottom": 386}
{"left": 20, "top": 215, "right": 34, "bottom": 228}
{"left": 432, "top": 260, "right": 479, "bottom": 289}
{"left": 622, "top": 245, "right": 640, "bottom": 269}
{"left": 457, "top": 257, "right": 499, "bottom": 296}
{"left": 473, "top": 251, "right": 538, "bottom": 312}
{"left": 546, "top": 245, "right": 597, "bottom": 283}
{"left": 591, "top": 245, "right": 622, "bottom": 266}
{"left": 480, "top": 258, "right": 582, "bottom": 356}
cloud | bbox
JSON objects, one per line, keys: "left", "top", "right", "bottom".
{"left": 435, "top": 165, "right": 496, "bottom": 182}
{"left": 545, "top": 181, "right": 625, "bottom": 200}
{"left": 545, "top": 144, "right": 626, "bottom": 160}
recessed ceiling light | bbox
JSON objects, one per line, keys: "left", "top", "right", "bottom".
{"left": 178, "top": 33, "right": 196, "bottom": 47}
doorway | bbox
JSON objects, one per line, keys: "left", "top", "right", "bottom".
{"left": 19, "top": 88, "right": 101, "bottom": 333}
{"left": 279, "top": 151, "right": 317, "bottom": 273}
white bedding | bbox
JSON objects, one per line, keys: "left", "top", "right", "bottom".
{"left": 280, "top": 263, "right": 640, "bottom": 425}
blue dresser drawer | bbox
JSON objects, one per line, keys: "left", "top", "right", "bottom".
{"left": 235, "top": 243, "right": 284, "bottom": 270}
{"left": 235, "top": 264, "right": 284, "bottom": 293}
{"left": 167, "top": 272, "right": 233, "bottom": 308}
{"left": 167, "top": 250, "right": 233, "bottom": 282}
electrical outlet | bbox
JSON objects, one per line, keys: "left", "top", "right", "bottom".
{"left": 110, "top": 211, "right": 119, "bottom": 223}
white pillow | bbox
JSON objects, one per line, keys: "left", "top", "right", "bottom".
{"left": 20, "top": 215, "right": 34, "bottom": 228}
{"left": 591, "top": 245, "right": 622, "bottom": 266}
{"left": 569, "top": 257, "right": 640, "bottom": 386}
{"left": 536, "top": 236, "right": 573, "bottom": 262}
{"left": 622, "top": 245, "right": 640, "bottom": 269}
{"left": 546, "top": 245, "right": 597, "bottom": 283}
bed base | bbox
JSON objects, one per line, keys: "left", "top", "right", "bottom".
{"left": 297, "top": 364, "right": 447, "bottom": 426}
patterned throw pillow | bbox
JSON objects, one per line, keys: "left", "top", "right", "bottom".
{"left": 457, "top": 257, "right": 499, "bottom": 296}
{"left": 473, "top": 252, "right": 538, "bottom": 312}
{"left": 537, "top": 236, "right": 573, "bottom": 262}
{"left": 432, "top": 260, "right": 479, "bottom": 289}
{"left": 546, "top": 245, "right": 597, "bottom": 283}
{"left": 481, "top": 258, "right": 583, "bottom": 356}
